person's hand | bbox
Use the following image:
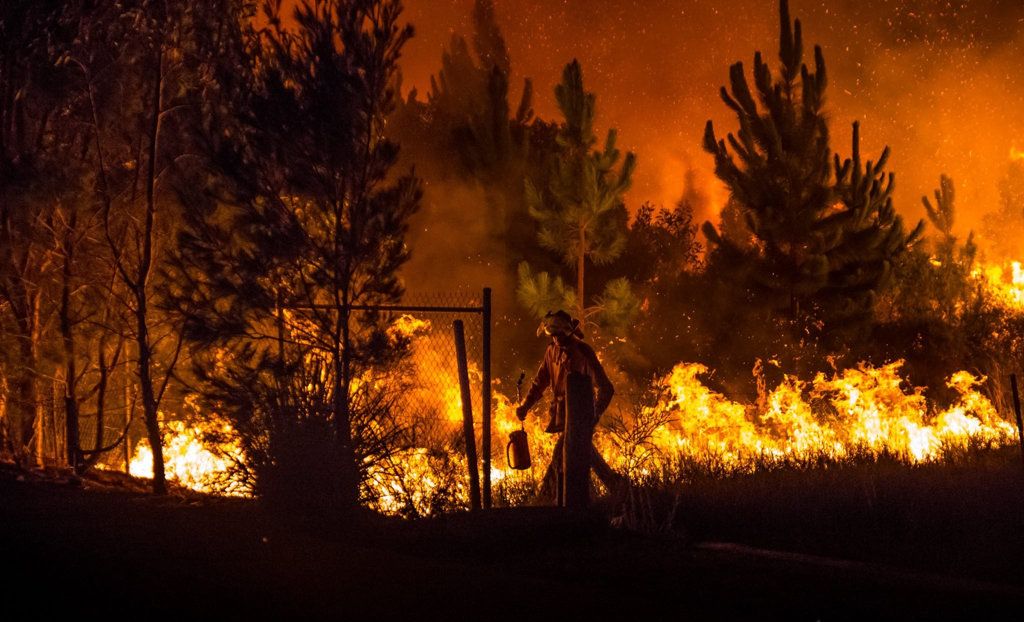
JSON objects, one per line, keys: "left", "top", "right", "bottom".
{"left": 515, "top": 404, "right": 529, "bottom": 421}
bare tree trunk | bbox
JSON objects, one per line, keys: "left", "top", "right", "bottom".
{"left": 136, "top": 300, "right": 165, "bottom": 493}
{"left": 48, "top": 377, "right": 59, "bottom": 467}
{"left": 136, "top": 51, "right": 167, "bottom": 495}
{"left": 34, "top": 382, "right": 45, "bottom": 467}
{"left": 93, "top": 348, "right": 109, "bottom": 464}
{"left": 59, "top": 209, "right": 81, "bottom": 472}
{"left": 334, "top": 291, "right": 358, "bottom": 511}
{"left": 577, "top": 222, "right": 586, "bottom": 322}
{"left": 124, "top": 376, "right": 134, "bottom": 476}
{"left": 331, "top": 184, "right": 358, "bottom": 511}
{"left": 11, "top": 298, "right": 41, "bottom": 466}
{"left": 12, "top": 345, "right": 38, "bottom": 462}
{"left": 94, "top": 346, "right": 110, "bottom": 458}
{"left": 81, "top": 338, "right": 114, "bottom": 471}
{"left": 0, "top": 370, "right": 7, "bottom": 453}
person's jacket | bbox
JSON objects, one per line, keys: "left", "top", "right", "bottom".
{"left": 521, "top": 337, "right": 614, "bottom": 433}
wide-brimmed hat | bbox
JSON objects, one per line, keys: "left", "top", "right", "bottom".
{"left": 536, "top": 310, "right": 583, "bottom": 338}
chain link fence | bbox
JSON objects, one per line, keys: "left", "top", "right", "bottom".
{"left": 350, "top": 287, "right": 494, "bottom": 509}
{"left": 380, "top": 290, "right": 485, "bottom": 444}
{"left": 32, "top": 288, "right": 495, "bottom": 510}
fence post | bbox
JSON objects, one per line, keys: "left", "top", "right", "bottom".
{"left": 482, "top": 287, "right": 492, "bottom": 509}
{"left": 564, "top": 372, "right": 594, "bottom": 510}
{"left": 454, "top": 320, "right": 482, "bottom": 510}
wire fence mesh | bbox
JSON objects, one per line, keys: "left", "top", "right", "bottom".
{"left": 34, "top": 289, "right": 492, "bottom": 506}
{"left": 362, "top": 290, "right": 486, "bottom": 452}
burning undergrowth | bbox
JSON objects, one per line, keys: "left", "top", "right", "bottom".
{"left": 109, "top": 1, "right": 1024, "bottom": 517}
{"left": 123, "top": 311, "right": 1021, "bottom": 516}
{"left": 600, "top": 360, "right": 1015, "bottom": 481}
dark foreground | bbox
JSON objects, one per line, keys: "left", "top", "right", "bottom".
{"left": 1, "top": 469, "right": 1021, "bottom": 620}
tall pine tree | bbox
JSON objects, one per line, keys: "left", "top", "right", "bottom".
{"left": 518, "top": 60, "right": 639, "bottom": 333}
{"left": 165, "top": 0, "right": 420, "bottom": 513}
{"left": 702, "top": 0, "right": 922, "bottom": 339}
{"left": 425, "top": 0, "right": 534, "bottom": 250}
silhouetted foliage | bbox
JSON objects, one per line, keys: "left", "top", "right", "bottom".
{"left": 702, "top": 0, "right": 922, "bottom": 350}
{"left": 165, "top": 0, "right": 420, "bottom": 515}
{"left": 981, "top": 160, "right": 1024, "bottom": 261}
{"left": 518, "top": 60, "right": 639, "bottom": 335}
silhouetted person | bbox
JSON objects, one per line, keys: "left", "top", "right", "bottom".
{"left": 516, "top": 310, "right": 625, "bottom": 505}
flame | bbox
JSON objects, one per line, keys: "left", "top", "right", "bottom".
{"left": 129, "top": 418, "right": 246, "bottom": 496}
{"left": 365, "top": 316, "right": 534, "bottom": 514}
{"left": 1011, "top": 147, "right": 1024, "bottom": 162}
{"left": 598, "top": 360, "right": 1017, "bottom": 475}
{"left": 123, "top": 317, "right": 1020, "bottom": 512}
{"left": 387, "top": 314, "right": 432, "bottom": 340}
{"left": 974, "top": 260, "right": 1024, "bottom": 311}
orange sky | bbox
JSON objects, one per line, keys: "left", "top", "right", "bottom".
{"left": 396, "top": 0, "right": 1024, "bottom": 238}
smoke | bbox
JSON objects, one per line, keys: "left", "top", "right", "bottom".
{"left": 402, "top": 179, "right": 515, "bottom": 299}
{"left": 399, "top": 174, "right": 529, "bottom": 370}
{"left": 813, "top": 0, "right": 1024, "bottom": 240}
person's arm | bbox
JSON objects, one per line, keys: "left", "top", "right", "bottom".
{"left": 517, "top": 352, "right": 550, "bottom": 419}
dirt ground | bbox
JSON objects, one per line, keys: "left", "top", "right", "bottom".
{"left": 2, "top": 467, "right": 1021, "bottom": 620}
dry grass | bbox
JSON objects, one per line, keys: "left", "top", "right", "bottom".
{"left": 650, "top": 445, "right": 1024, "bottom": 583}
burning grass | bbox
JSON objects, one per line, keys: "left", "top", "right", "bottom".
{"left": 122, "top": 319, "right": 1022, "bottom": 517}
{"left": 128, "top": 418, "right": 247, "bottom": 497}
{"left": 976, "top": 260, "right": 1024, "bottom": 311}
{"left": 597, "top": 360, "right": 1018, "bottom": 482}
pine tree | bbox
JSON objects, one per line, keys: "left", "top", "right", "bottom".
{"left": 426, "top": 0, "right": 533, "bottom": 246}
{"left": 702, "top": 0, "right": 922, "bottom": 337}
{"left": 918, "top": 174, "right": 977, "bottom": 319}
{"left": 165, "top": 0, "right": 420, "bottom": 513}
{"left": 923, "top": 174, "right": 976, "bottom": 263}
{"left": 518, "top": 60, "right": 638, "bottom": 333}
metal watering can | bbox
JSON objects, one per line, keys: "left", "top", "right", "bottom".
{"left": 506, "top": 372, "right": 531, "bottom": 470}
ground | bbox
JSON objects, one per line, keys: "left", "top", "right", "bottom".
{"left": 1, "top": 466, "right": 1021, "bottom": 620}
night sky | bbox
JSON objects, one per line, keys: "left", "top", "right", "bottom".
{"left": 397, "top": 0, "right": 1024, "bottom": 237}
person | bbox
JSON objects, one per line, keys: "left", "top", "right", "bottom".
{"left": 515, "top": 310, "right": 625, "bottom": 504}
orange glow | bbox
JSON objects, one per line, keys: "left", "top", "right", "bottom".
{"left": 394, "top": 1, "right": 1024, "bottom": 231}
{"left": 129, "top": 418, "right": 246, "bottom": 497}
{"left": 128, "top": 316, "right": 1020, "bottom": 511}
{"left": 975, "top": 261, "right": 1024, "bottom": 311}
